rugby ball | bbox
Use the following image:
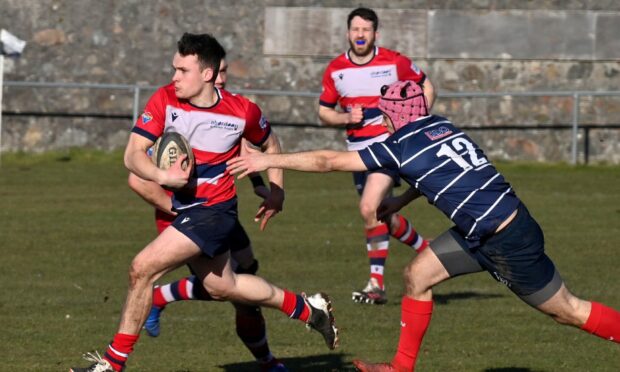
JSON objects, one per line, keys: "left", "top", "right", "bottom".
{"left": 151, "top": 132, "right": 194, "bottom": 171}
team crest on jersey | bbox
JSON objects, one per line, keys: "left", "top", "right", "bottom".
{"left": 141, "top": 111, "right": 153, "bottom": 124}
{"left": 259, "top": 115, "right": 268, "bottom": 130}
{"left": 338, "top": 73, "right": 344, "bottom": 80}
{"left": 411, "top": 63, "right": 421, "bottom": 74}
{"left": 425, "top": 126, "right": 453, "bottom": 141}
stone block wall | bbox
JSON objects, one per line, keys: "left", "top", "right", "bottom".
{"left": 1, "top": 1, "right": 619, "bottom": 163}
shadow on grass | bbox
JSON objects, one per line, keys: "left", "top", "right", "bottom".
{"left": 433, "top": 291, "right": 504, "bottom": 305}
{"left": 219, "top": 352, "right": 356, "bottom": 371}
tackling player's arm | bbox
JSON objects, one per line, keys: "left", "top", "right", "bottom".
{"left": 124, "top": 133, "right": 190, "bottom": 189}
{"left": 127, "top": 172, "right": 176, "bottom": 215}
{"left": 227, "top": 149, "right": 368, "bottom": 178}
{"left": 253, "top": 132, "right": 285, "bottom": 230}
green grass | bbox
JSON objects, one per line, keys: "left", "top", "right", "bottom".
{"left": 0, "top": 150, "right": 618, "bottom": 371}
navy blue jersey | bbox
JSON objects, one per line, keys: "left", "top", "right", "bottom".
{"left": 358, "top": 115, "right": 520, "bottom": 246}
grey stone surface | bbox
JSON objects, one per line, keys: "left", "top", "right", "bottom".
{"left": 1, "top": 2, "right": 619, "bottom": 163}
{"left": 429, "top": 10, "right": 596, "bottom": 60}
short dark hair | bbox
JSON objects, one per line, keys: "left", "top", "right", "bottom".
{"left": 347, "top": 7, "right": 379, "bottom": 31}
{"left": 177, "top": 33, "right": 226, "bottom": 82}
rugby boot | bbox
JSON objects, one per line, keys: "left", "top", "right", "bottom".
{"left": 304, "top": 292, "right": 339, "bottom": 350}
{"left": 144, "top": 305, "right": 164, "bottom": 337}
{"left": 69, "top": 352, "right": 114, "bottom": 372}
{"left": 352, "top": 278, "right": 388, "bottom": 305}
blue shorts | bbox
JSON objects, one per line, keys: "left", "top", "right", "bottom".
{"left": 352, "top": 168, "right": 401, "bottom": 196}
{"left": 430, "top": 203, "right": 563, "bottom": 307}
{"left": 172, "top": 198, "right": 250, "bottom": 257}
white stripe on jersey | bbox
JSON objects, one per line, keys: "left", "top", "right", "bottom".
{"left": 367, "top": 147, "right": 383, "bottom": 168}
{"left": 165, "top": 105, "right": 246, "bottom": 153}
{"left": 380, "top": 143, "right": 400, "bottom": 167}
{"left": 401, "top": 132, "right": 465, "bottom": 167}
{"left": 433, "top": 167, "right": 470, "bottom": 203}
{"left": 347, "top": 132, "right": 389, "bottom": 151}
{"left": 415, "top": 157, "right": 453, "bottom": 189}
{"left": 331, "top": 64, "right": 398, "bottom": 98}
{"left": 174, "top": 201, "right": 205, "bottom": 211}
{"left": 465, "top": 187, "right": 513, "bottom": 239}
{"left": 450, "top": 173, "right": 501, "bottom": 219}
{"left": 196, "top": 173, "right": 225, "bottom": 186}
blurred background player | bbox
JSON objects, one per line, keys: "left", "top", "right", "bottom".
{"left": 227, "top": 80, "right": 620, "bottom": 372}
{"left": 127, "top": 56, "right": 287, "bottom": 372}
{"left": 318, "top": 7, "right": 436, "bottom": 304}
{"left": 71, "top": 33, "right": 337, "bottom": 372}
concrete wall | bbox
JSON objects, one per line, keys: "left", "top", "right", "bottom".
{"left": 1, "top": 1, "right": 619, "bottom": 163}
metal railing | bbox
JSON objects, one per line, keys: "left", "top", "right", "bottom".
{"left": 2, "top": 80, "right": 620, "bottom": 164}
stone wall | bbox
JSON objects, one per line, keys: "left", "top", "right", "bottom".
{"left": 1, "top": 1, "right": 619, "bottom": 163}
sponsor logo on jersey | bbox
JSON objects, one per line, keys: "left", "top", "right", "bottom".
{"left": 425, "top": 126, "right": 453, "bottom": 141}
{"left": 370, "top": 69, "right": 392, "bottom": 78}
{"left": 208, "top": 119, "right": 239, "bottom": 131}
{"left": 171, "top": 112, "right": 179, "bottom": 122}
{"left": 141, "top": 111, "right": 153, "bottom": 124}
{"left": 338, "top": 73, "right": 344, "bottom": 80}
{"left": 259, "top": 115, "right": 268, "bottom": 130}
{"left": 181, "top": 217, "right": 191, "bottom": 224}
{"left": 411, "top": 62, "right": 421, "bottom": 74}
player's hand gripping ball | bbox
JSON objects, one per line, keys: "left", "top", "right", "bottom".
{"left": 151, "top": 132, "right": 195, "bottom": 172}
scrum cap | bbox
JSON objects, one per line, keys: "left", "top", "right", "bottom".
{"left": 378, "top": 80, "right": 428, "bottom": 131}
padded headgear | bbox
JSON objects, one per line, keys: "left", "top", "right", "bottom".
{"left": 378, "top": 80, "right": 428, "bottom": 131}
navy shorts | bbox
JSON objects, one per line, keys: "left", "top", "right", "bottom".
{"left": 172, "top": 198, "right": 251, "bottom": 257}
{"left": 352, "top": 168, "right": 401, "bottom": 196}
{"left": 430, "top": 203, "right": 563, "bottom": 307}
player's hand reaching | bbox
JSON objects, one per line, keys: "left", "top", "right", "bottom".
{"left": 376, "top": 196, "right": 405, "bottom": 223}
{"left": 255, "top": 184, "right": 285, "bottom": 231}
{"left": 227, "top": 153, "right": 269, "bottom": 179}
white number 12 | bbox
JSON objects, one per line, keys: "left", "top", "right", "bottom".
{"left": 436, "top": 138, "right": 487, "bottom": 171}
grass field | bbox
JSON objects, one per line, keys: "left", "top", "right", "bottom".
{"left": 0, "top": 150, "right": 618, "bottom": 371}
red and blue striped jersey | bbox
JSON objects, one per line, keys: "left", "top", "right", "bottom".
{"left": 358, "top": 115, "right": 520, "bottom": 246}
{"left": 132, "top": 83, "right": 271, "bottom": 209}
{"left": 320, "top": 46, "right": 426, "bottom": 150}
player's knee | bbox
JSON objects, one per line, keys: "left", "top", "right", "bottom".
{"left": 403, "top": 261, "right": 429, "bottom": 296}
{"left": 539, "top": 291, "right": 587, "bottom": 327}
{"left": 359, "top": 202, "right": 377, "bottom": 223}
{"left": 127, "top": 259, "right": 154, "bottom": 288}
{"left": 203, "top": 281, "right": 235, "bottom": 301}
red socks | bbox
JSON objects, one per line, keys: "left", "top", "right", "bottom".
{"left": 367, "top": 224, "right": 390, "bottom": 289}
{"left": 104, "top": 333, "right": 139, "bottom": 371}
{"left": 280, "top": 290, "right": 310, "bottom": 322}
{"left": 581, "top": 301, "right": 620, "bottom": 343}
{"left": 391, "top": 297, "right": 433, "bottom": 371}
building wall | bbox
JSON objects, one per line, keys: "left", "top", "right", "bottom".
{"left": 1, "top": 1, "right": 619, "bottom": 163}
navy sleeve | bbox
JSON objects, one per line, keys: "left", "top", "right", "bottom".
{"left": 358, "top": 140, "right": 401, "bottom": 172}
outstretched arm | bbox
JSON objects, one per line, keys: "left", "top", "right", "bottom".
{"left": 252, "top": 133, "right": 285, "bottom": 231}
{"left": 227, "top": 149, "right": 368, "bottom": 178}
